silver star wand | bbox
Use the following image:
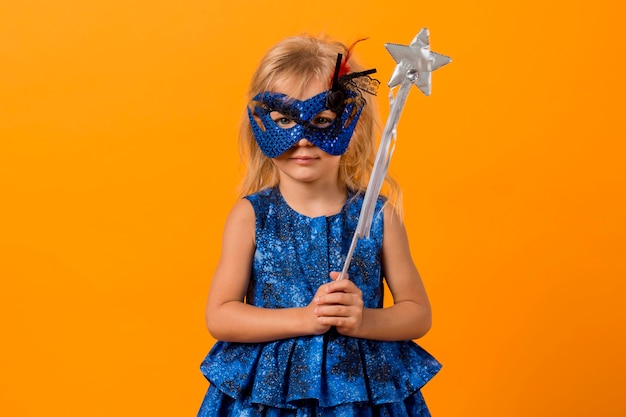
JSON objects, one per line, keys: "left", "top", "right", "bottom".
{"left": 339, "top": 28, "right": 451, "bottom": 280}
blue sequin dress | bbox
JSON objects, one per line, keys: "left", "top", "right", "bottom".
{"left": 198, "top": 187, "right": 441, "bottom": 417}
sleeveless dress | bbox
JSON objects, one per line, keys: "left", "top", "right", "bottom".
{"left": 197, "top": 187, "right": 441, "bottom": 417}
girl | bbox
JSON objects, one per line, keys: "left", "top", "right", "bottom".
{"left": 198, "top": 34, "right": 441, "bottom": 417}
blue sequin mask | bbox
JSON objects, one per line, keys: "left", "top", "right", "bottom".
{"left": 248, "top": 89, "right": 363, "bottom": 158}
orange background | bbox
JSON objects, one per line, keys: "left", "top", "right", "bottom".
{"left": 1, "top": 0, "right": 625, "bottom": 416}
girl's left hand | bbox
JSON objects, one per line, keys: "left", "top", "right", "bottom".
{"left": 314, "top": 272, "right": 364, "bottom": 336}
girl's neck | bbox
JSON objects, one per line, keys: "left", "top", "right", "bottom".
{"left": 278, "top": 179, "right": 347, "bottom": 218}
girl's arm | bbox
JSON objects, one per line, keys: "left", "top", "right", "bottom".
{"left": 205, "top": 199, "right": 331, "bottom": 343}
{"left": 315, "top": 205, "right": 432, "bottom": 341}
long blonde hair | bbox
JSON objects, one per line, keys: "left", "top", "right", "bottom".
{"left": 238, "top": 34, "right": 402, "bottom": 211}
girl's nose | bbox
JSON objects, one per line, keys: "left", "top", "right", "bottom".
{"left": 295, "top": 138, "right": 313, "bottom": 147}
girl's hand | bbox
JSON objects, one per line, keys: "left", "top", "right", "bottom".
{"left": 303, "top": 287, "right": 333, "bottom": 336}
{"left": 314, "top": 272, "right": 364, "bottom": 336}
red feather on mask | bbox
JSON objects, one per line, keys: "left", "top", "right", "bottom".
{"left": 340, "top": 38, "right": 368, "bottom": 77}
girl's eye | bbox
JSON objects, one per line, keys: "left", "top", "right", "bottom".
{"left": 270, "top": 112, "right": 296, "bottom": 129}
{"left": 311, "top": 117, "right": 333, "bottom": 128}
{"left": 311, "top": 111, "right": 336, "bottom": 128}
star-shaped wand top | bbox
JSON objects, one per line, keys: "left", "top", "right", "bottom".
{"left": 385, "top": 28, "right": 452, "bottom": 96}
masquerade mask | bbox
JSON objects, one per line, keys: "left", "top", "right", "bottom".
{"left": 248, "top": 89, "right": 363, "bottom": 158}
{"left": 248, "top": 50, "right": 380, "bottom": 158}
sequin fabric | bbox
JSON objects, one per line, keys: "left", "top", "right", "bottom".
{"left": 248, "top": 90, "right": 363, "bottom": 158}
{"left": 197, "top": 187, "right": 441, "bottom": 417}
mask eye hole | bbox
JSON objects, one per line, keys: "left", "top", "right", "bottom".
{"left": 341, "top": 98, "right": 361, "bottom": 128}
{"left": 250, "top": 102, "right": 270, "bottom": 132}
{"left": 270, "top": 112, "right": 296, "bottom": 129}
{"left": 310, "top": 110, "right": 337, "bottom": 128}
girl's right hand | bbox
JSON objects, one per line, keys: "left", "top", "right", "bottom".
{"left": 302, "top": 285, "right": 333, "bottom": 335}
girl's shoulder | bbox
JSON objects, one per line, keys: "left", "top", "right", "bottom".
{"left": 226, "top": 197, "right": 255, "bottom": 224}
{"left": 241, "top": 187, "right": 280, "bottom": 229}
{"left": 220, "top": 198, "right": 256, "bottom": 246}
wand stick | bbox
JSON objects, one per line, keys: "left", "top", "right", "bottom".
{"left": 338, "top": 28, "right": 451, "bottom": 280}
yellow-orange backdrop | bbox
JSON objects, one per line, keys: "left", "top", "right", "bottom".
{"left": 1, "top": 0, "right": 625, "bottom": 416}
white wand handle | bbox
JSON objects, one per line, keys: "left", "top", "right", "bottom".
{"left": 338, "top": 28, "right": 451, "bottom": 280}
{"left": 338, "top": 81, "right": 410, "bottom": 280}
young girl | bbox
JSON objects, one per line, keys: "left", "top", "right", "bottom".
{"left": 197, "top": 34, "right": 441, "bottom": 417}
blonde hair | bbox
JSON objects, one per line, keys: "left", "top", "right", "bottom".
{"left": 237, "top": 34, "right": 402, "bottom": 212}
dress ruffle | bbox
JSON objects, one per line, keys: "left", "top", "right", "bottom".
{"left": 200, "top": 330, "right": 441, "bottom": 410}
{"left": 199, "top": 384, "right": 432, "bottom": 417}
